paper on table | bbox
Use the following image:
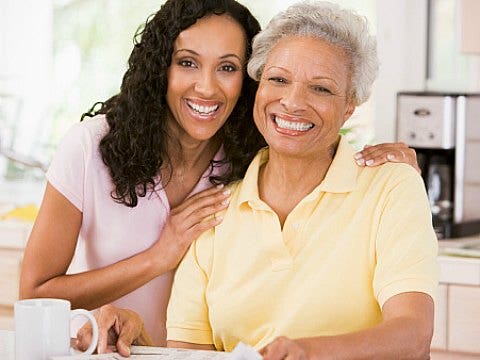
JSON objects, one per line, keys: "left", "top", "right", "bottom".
{"left": 50, "top": 342, "right": 262, "bottom": 360}
{"left": 228, "top": 342, "right": 262, "bottom": 360}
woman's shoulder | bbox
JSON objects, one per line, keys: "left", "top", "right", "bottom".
{"left": 76, "top": 114, "right": 109, "bottom": 142}
{"left": 359, "top": 161, "right": 425, "bottom": 193}
{"left": 51, "top": 114, "right": 110, "bottom": 168}
{"left": 55, "top": 114, "right": 109, "bottom": 155}
{"left": 374, "top": 161, "right": 420, "bottom": 179}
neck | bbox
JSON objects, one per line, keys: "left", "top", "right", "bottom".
{"left": 164, "top": 113, "right": 221, "bottom": 171}
{"left": 160, "top": 120, "right": 221, "bottom": 208}
{"left": 261, "top": 153, "right": 330, "bottom": 197}
{"left": 258, "top": 139, "right": 339, "bottom": 227}
{"left": 262, "top": 139, "right": 338, "bottom": 195}
{"left": 167, "top": 135, "right": 219, "bottom": 170}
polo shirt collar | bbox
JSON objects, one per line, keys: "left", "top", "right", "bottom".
{"left": 317, "top": 135, "right": 359, "bottom": 193}
{"left": 237, "top": 147, "right": 269, "bottom": 209}
{"left": 237, "top": 136, "right": 359, "bottom": 208}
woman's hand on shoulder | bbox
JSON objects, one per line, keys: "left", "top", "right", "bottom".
{"left": 354, "top": 142, "right": 421, "bottom": 174}
{"left": 75, "top": 304, "right": 152, "bottom": 357}
{"left": 149, "top": 185, "right": 231, "bottom": 274}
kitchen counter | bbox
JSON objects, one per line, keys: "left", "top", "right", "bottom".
{"left": 438, "top": 236, "right": 480, "bottom": 285}
{"left": 432, "top": 236, "right": 480, "bottom": 355}
{"left": 0, "top": 330, "right": 478, "bottom": 360}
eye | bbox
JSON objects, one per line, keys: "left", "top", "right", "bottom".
{"left": 219, "top": 64, "right": 238, "bottom": 73}
{"left": 178, "top": 59, "right": 196, "bottom": 68}
{"left": 312, "top": 85, "right": 333, "bottom": 95}
{"left": 268, "top": 76, "right": 288, "bottom": 84}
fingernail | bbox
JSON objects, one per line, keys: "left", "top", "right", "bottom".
{"left": 386, "top": 154, "right": 395, "bottom": 161}
{"left": 215, "top": 215, "right": 223, "bottom": 221}
{"left": 223, "top": 189, "right": 231, "bottom": 196}
{"left": 364, "top": 144, "right": 371, "bottom": 149}
{"left": 221, "top": 198, "right": 230, "bottom": 205}
{"left": 354, "top": 153, "right": 363, "bottom": 160}
{"left": 356, "top": 158, "right": 365, "bottom": 166}
{"left": 216, "top": 184, "right": 224, "bottom": 189}
{"left": 366, "top": 159, "right": 374, "bottom": 166}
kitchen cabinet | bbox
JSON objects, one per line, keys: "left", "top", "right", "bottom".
{"left": 432, "top": 253, "right": 480, "bottom": 355}
{"left": 448, "top": 285, "right": 480, "bottom": 353}
{"left": 431, "top": 284, "right": 448, "bottom": 349}
{"left": 0, "top": 221, "right": 32, "bottom": 330}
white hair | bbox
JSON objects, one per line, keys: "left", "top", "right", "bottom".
{"left": 247, "top": 1, "right": 379, "bottom": 106}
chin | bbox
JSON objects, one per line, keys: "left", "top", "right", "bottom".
{"left": 189, "top": 130, "right": 220, "bottom": 142}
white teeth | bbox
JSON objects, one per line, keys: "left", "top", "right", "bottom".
{"left": 274, "top": 116, "right": 314, "bottom": 131}
{"left": 187, "top": 101, "right": 219, "bottom": 115}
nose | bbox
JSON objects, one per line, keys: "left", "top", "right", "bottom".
{"left": 279, "top": 82, "right": 307, "bottom": 113}
{"left": 194, "top": 69, "right": 218, "bottom": 98}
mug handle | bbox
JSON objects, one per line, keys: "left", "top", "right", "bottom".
{"left": 70, "top": 309, "right": 99, "bottom": 355}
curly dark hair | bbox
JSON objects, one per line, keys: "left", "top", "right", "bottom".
{"left": 81, "top": 0, "right": 265, "bottom": 207}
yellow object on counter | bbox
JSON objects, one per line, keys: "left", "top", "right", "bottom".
{"left": 1, "top": 203, "right": 39, "bottom": 222}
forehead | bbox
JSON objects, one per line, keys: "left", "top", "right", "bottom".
{"left": 174, "top": 14, "right": 247, "bottom": 57}
{"left": 264, "top": 36, "right": 351, "bottom": 79}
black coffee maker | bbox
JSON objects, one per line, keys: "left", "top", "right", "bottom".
{"left": 397, "top": 91, "right": 480, "bottom": 239}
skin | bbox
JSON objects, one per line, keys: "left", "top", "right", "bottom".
{"left": 89, "top": 36, "right": 433, "bottom": 359}
{"left": 355, "top": 143, "right": 421, "bottom": 174}
{"left": 35, "top": 13, "right": 422, "bottom": 357}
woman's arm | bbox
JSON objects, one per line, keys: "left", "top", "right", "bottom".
{"left": 354, "top": 142, "right": 420, "bottom": 173}
{"left": 261, "top": 292, "right": 434, "bottom": 360}
{"left": 20, "top": 182, "right": 230, "bottom": 310}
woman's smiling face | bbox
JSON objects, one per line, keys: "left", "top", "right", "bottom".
{"left": 253, "top": 35, "right": 355, "bottom": 159}
{"left": 166, "top": 14, "right": 247, "bottom": 143}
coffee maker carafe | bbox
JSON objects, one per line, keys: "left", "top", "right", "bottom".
{"left": 397, "top": 92, "right": 480, "bottom": 239}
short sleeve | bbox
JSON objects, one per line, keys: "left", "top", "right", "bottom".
{"left": 166, "top": 229, "right": 215, "bottom": 345}
{"left": 46, "top": 122, "right": 88, "bottom": 211}
{"left": 373, "top": 166, "right": 439, "bottom": 307}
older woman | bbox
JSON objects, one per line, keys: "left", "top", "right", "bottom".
{"left": 78, "top": 1, "right": 437, "bottom": 358}
{"left": 165, "top": 1, "right": 437, "bottom": 358}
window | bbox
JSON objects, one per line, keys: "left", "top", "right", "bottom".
{"left": 0, "top": 0, "right": 377, "bottom": 181}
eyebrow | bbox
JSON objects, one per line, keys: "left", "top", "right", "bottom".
{"left": 264, "top": 66, "right": 339, "bottom": 86}
{"left": 173, "top": 49, "right": 243, "bottom": 62}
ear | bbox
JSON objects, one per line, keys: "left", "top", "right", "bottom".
{"left": 341, "top": 98, "right": 356, "bottom": 125}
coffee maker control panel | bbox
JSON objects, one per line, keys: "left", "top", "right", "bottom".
{"left": 397, "top": 95, "right": 455, "bottom": 149}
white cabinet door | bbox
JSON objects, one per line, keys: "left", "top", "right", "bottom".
{"left": 432, "top": 284, "right": 448, "bottom": 350}
{"left": 448, "top": 285, "right": 480, "bottom": 353}
{"left": 0, "top": 250, "right": 22, "bottom": 307}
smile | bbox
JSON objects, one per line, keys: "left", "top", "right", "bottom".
{"left": 273, "top": 115, "right": 314, "bottom": 132}
{"left": 186, "top": 100, "right": 220, "bottom": 115}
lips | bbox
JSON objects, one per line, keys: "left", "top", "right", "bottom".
{"left": 272, "top": 114, "right": 314, "bottom": 132}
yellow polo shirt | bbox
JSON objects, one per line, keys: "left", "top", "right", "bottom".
{"left": 166, "top": 136, "right": 438, "bottom": 351}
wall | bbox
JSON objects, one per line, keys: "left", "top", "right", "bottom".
{"left": 374, "top": 0, "right": 428, "bottom": 142}
{"left": 0, "top": 0, "right": 53, "bottom": 160}
{"left": 375, "top": 0, "right": 480, "bottom": 143}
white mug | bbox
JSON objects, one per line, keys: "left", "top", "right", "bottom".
{"left": 14, "top": 298, "right": 99, "bottom": 360}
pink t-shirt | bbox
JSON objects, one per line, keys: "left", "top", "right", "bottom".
{"left": 46, "top": 115, "right": 226, "bottom": 344}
